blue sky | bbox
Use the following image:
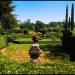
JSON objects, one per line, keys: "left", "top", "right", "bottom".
{"left": 12, "top": 1, "right": 75, "bottom": 24}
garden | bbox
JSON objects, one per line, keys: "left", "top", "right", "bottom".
{"left": 0, "top": 1, "right": 75, "bottom": 74}
{"left": 0, "top": 35, "right": 75, "bottom": 74}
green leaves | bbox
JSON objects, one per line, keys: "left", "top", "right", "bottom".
{"left": 0, "top": 36, "right": 7, "bottom": 49}
{"left": 0, "top": 56, "right": 75, "bottom": 74}
{"left": 0, "top": 1, "right": 17, "bottom": 30}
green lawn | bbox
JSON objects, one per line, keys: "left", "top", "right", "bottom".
{"left": 5, "top": 37, "right": 61, "bottom": 51}
{"left": 0, "top": 55, "right": 75, "bottom": 74}
{"left": 1, "top": 37, "right": 75, "bottom": 74}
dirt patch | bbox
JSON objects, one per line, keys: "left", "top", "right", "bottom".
{"left": 0, "top": 48, "right": 55, "bottom": 64}
{"left": 8, "top": 50, "right": 30, "bottom": 62}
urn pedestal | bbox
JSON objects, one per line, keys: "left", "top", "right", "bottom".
{"left": 29, "top": 46, "right": 41, "bottom": 59}
{"left": 29, "top": 45, "right": 41, "bottom": 64}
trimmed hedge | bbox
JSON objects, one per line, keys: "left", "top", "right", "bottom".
{"left": 0, "top": 35, "right": 16, "bottom": 49}
{"left": 0, "top": 36, "right": 7, "bottom": 49}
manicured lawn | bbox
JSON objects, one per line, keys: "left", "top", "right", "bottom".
{"left": 1, "top": 37, "right": 75, "bottom": 74}
{"left": 6, "top": 43, "right": 32, "bottom": 51}
{"left": 6, "top": 37, "right": 61, "bottom": 51}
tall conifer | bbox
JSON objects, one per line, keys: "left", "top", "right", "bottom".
{"left": 64, "top": 4, "right": 68, "bottom": 32}
{"left": 71, "top": 3, "right": 74, "bottom": 30}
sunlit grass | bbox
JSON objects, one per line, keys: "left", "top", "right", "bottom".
{"left": 7, "top": 44, "right": 31, "bottom": 50}
{"left": 5, "top": 37, "right": 61, "bottom": 51}
{"left": 0, "top": 55, "right": 75, "bottom": 74}
{"left": 16, "top": 37, "right": 32, "bottom": 42}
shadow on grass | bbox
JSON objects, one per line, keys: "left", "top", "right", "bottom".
{"left": 39, "top": 41, "right": 61, "bottom": 44}
{"left": 40, "top": 43, "right": 70, "bottom": 61}
{"left": 62, "top": 47, "right": 75, "bottom": 62}
{"left": 12, "top": 40, "right": 32, "bottom": 44}
{"left": 40, "top": 42, "right": 75, "bottom": 62}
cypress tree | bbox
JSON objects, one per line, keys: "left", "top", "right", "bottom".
{"left": 64, "top": 4, "right": 68, "bottom": 32}
{"left": 71, "top": 3, "right": 74, "bottom": 30}
{"left": 69, "top": 17, "right": 71, "bottom": 31}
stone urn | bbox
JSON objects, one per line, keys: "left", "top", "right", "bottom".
{"left": 29, "top": 45, "right": 41, "bottom": 59}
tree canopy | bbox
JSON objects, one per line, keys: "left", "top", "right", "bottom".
{"left": 0, "top": 1, "right": 17, "bottom": 30}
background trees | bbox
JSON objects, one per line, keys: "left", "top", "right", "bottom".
{"left": 35, "top": 21, "right": 46, "bottom": 32}
{"left": 0, "top": 1, "right": 74, "bottom": 39}
{"left": 20, "top": 19, "right": 35, "bottom": 31}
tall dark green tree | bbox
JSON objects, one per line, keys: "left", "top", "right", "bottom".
{"left": 68, "top": 16, "right": 71, "bottom": 31}
{"left": 0, "top": 1, "right": 17, "bottom": 30}
{"left": 64, "top": 4, "right": 68, "bottom": 32}
{"left": 71, "top": 3, "right": 74, "bottom": 30}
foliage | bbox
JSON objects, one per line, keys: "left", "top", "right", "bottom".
{"left": 6, "top": 35, "right": 16, "bottom": 43}
{"left": 0, "top": 36, "right": 7, "bottom": 49}
{"left": 20, "top": 19, "right": 35, "bottom": 31}
{"left": 71, "top": 3, "right": 74, "bottom": 30}
{"left": 0, "top": 55, "right": 75, "bottom": 74}
{"left": 28, "top": 31, "right": 36, "bottom": 37}
{"left": 64, "top": 4, "right": 68, "bottom": 32}
{"left": 62, "top": 3, "right": 75, "bottom": 61}
{"left": 23, "top": 29, "right": 29, "bottom": 35}
{"left": 0, "top": 28, "right": 4, "bottom": 35}
{"left": 71, "top": 30, "right": 75, "bottom": 36}
{"left": 0, "top": 1, "right": 17, "bottom": 30}
{"left": 35, "top": 20, "right": 45, "bottom": 32}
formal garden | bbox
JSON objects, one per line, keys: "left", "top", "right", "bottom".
{"left": 0, "top": 1, "right": 75, "bottom": 74}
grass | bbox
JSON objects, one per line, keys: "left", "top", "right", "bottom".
{"left": 5, "top": 38, "right": 32, "bottom": 51}
{"left": 1, "top": 37, "right": 75, "bottom": 74}
{"left": 6, "top": 43, "right": 32, "bottom": 51}
{"left": 5, "top": 37, "right": 61, "bottom": 51}
{"left": 0, "top": 55, "right": 75, "bottom": 74}
{"left": 2, "top": 37, "right": 63, "bottom": 61}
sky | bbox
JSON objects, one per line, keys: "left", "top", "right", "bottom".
{"left": 12, "top": 1, "right": 75, "bottom": 24}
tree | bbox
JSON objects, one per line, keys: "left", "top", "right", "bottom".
{"left": 71, "top": 3, "right": 74, "bottom": 30}
{"left": 20, "top": 19, "right": 35, "bottom": 31}
{"left": 35, "top": 21, "right": 45, "bottom": 32}
{"left": 64, "top": 4, "right": 68, "bottom": 32}
{"left": 68, "top": 16, "right": 71, "bottom": 31}
{"left": 0, "top": 1, "right": 17, "bottom": 30}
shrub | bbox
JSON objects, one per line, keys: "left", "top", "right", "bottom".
{"left": 10, "top": 33, "right": 17, "bottom": 38}
{"left": 0, "top": 28, "right": 4, "bottom": 35}
{"left": 6, "top": 35, "right": 16, "bottom": 44}
{"left": 28, "top": 31, "right": 36, "bottom": 37}
{"left": 71, "top": 29, "right": 75, "bottom": 36}
{"left": 0, "top": 36, "right": 7, "bottom": 49}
